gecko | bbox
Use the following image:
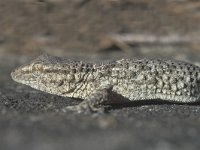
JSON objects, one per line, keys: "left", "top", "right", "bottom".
{"left": 11, "top": 54, "right": 200, "bottom": 113}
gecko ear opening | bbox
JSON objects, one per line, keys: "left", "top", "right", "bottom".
{"left": 30, "top": 61, "right": 44, "bottom": 77}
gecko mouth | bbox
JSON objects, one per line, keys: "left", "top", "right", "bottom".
{"left": 11, "top": 69, "right": 22, "bottom": 82}
{"left": 11, "top": 67, "right": 37, "bottom": 83}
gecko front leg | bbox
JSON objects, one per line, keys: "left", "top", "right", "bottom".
{"left": 65, "top": 85, "right": 113, "bottom": 113}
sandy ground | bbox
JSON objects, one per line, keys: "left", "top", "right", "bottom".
{"left": 1, "top": 0, "right": 200, "bottom": 150}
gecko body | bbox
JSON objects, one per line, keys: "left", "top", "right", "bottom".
{"left": 11, "top": 54, "right": 200, "bottom": 113}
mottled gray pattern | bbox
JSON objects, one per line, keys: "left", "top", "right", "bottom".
{"left": 11, "top": 54, "right": 200, "bottom": 112}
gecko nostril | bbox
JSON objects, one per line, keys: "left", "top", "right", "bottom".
{"left": 11, "top": 71, "right": 15, "bottom": 79}
{"left": 11, "top": 69, "right": 21, "bottom": 81}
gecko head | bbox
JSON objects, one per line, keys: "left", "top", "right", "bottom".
{"left": 11, "top": 58, "right": 46, "bottom": 89}
{"left": 11, "top": 54, "right": 94, "bottom": 98}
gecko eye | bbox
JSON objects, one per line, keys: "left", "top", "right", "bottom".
{"left": 30, "top": 62, "right": 44, "bottom": 77}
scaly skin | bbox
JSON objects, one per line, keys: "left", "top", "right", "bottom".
{"left": 11, "top": 54, "right": 200, "bottom": 113}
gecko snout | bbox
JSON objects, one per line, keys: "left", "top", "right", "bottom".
{"left": 11, "top": 64, "right": 35, "bottom": 83}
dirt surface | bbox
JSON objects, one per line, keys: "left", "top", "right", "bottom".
{"left": 1, "top": 0, "right": 200, "bottom": 150}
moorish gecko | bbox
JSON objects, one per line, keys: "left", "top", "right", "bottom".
{"left": 11, "top": 54, "right": 200, "bottom": 113}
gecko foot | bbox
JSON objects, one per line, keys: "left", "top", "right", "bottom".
{"left": 64, "top": 101, "right": 110, "bottom": 114}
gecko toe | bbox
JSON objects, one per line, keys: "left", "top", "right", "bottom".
{"left": 64, "top": 102, "right": 108, "bottom": 114}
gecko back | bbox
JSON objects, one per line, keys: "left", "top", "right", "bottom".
{"left": 111, "top": 58, "right": 200, "bottom": 102}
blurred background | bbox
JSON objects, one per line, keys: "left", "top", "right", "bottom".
{"left": 1, "top": 0, "right": 200, "bottom": 150}
{"left": 2, "top": 0, "right": 200, "bottom": 59}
